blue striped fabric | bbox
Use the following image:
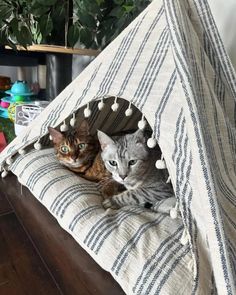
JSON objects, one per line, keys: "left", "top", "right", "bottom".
{"left": 1, "top": 0, "right": 236, "bottom": 293}
{"left": 10, "top": 148, "right": 193, "bottom": 294}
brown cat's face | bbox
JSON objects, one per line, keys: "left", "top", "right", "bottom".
{"left": 48, "top": 121, "right": 99, "bottom": 169}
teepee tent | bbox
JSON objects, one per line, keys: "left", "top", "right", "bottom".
{"left": 0, "top": 0, "right": 236, "bottom": 293}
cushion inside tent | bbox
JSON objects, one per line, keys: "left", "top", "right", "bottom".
{"left": 0, "top": 0, "right": 236, "bottom": 294}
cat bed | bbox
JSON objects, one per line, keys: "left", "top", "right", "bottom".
{"left": 10, "top": 147, "right": 193, "bottom": 294}
{"left": 0, "top": 0, "right": 236, "bottom": 294}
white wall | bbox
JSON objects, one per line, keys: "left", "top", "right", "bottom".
{"left": 208, "top": 0, "right": 236, "bottom": 70}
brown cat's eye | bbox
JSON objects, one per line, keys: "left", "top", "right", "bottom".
{"left": 78, "top": 143, "right": 86, "bottom": 150}
{"left": 60, "top": 145, "right": 70, "bottom": 154}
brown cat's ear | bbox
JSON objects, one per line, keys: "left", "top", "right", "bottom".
{"left": 97, "top": 130, "right": 115, "bottom": 150}
{"left": 78, "top": 120, "right": 90, "bottom": 135}
{"left": 48, "top": 127, "right": 64, "bottom": 144}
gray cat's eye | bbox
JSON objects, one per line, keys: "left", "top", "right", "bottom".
{"left": 109, "top": 160, "right": 117, "bottom": 166}
{"left": 60, "top": 145, "right": 69, "bottom": 154}
{"left": 129, "top": 160, "right": 137, "bottom": 166}
{"left": 78, "top": 143, "right": 86, "bottom": 149}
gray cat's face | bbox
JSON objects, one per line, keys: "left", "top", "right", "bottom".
{"left": 98, "top": 130, "right": 150, "bottom": 189}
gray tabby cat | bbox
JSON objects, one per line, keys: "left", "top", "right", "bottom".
{"left": 97, "top": 129, "right": 174, "bottom": 209}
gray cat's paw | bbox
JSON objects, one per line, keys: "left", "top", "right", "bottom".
{"left": 102, "top": 198, "right": 120, "bottom": 210}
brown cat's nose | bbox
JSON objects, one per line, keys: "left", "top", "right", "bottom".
{"left": 72, "top": 156, "right": 77, "bottom": 162}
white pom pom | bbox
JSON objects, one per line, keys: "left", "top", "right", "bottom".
{"left": 170, "top": 201, "right": 178, "bottom": 219}
{"left": 187, "top": 259, "right": 194, "bottom": 272}
{"left": 60, "top": 124, "right": 69, "bottom": 132}
{"left": 6, "top": 157, "right": 13, "bottom": 165}
{"left": 70, "top": 114, "right": 76, "bottom": 127}
{"left": 19, "top": 148, "right": 26, "bottom": 155}
{"left": 147, "top": 137, "right": 157, "bottom": 148}
{"left": 84, "top": 107, "right": 91, "bottom": 117}
{"left": 180, "top": 229, "right": 189, "bottom": 245}
{"left": 34, "top": 142, "right": 42, "bottom": 150}
{"left": 70, "top": 118, "right": 76, "bottom": 127}
{"left": 166, "top": 175, "right": 171, "bottom": 183}
{"left": 138, "top": 119, "right": 146, "bottom": 130}
{"left": 1, "top": 169, "right": 8, "bottom": 178}
{"left": 170, "top": 208, "right": 178, "bottom": 219}
{"left": 155, "top": 159, "right": 166, "bottom": 169}
{"left": 98, "top": 101, "right": 105, "bottom": 110}
{"left": 111, "top": 102, "right": 119, "bottom": 112}
{"left": 125, "top": 108, "right": 133, "bottom": 116}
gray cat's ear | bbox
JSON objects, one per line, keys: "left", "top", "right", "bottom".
{"left": 134, "top": 129, "right": 146, "bottom": 144}
{"left": 78, "top": 120, "right": 90, "bottom": 135}
{"left": 97, "top": 130, "right": 115, "bottom": 150}
{"left": 48, "top": 127, "right": 64, "bottom": 144}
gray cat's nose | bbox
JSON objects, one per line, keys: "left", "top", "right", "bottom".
{"left": 120, "top": 174, "right": 127, "bottom": 180}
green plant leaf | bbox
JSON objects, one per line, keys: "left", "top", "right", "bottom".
{"left": 5, "top": 36, "right": 17, "bottom": 50}
{"left": 35, "top": 0, "right": 57, "bottom": 6}
{"left": 116, "top": 14, "right": 129, "bottom": 28}
{"left": 79, "top": 27, "right": 93, "bottom": 48}
{"left": 30, "top": 4, "right": 50, "bottom": 17}
{"left": 77, "top": 9, "right": 97, "bottom": 29}
{"left": 109, "top": 6, "right": 124, "bottom": 18}
{"left": 39, "top": 14, "right": 53, "bottom": 38}
{"left": 21, "top": 25, "right": 32, "bottom": 40}
{"left": 9, "top": 18, "right": 19, "bottom": 32}
{"left": 0, "top": 0, "right": 151, "bottom": 49}
{"left": 0, "top": 27, "right": 8, "bottom": 44}
{"left": 0, "top": 4, "right": 13, "bottom": 21}
{"left": 77, "top": 0, "right": 100, "bottom": 14}
{"left": 52, "top": 4, "right": 65, "bottom": 20}
{"left": 31, "top": 21, "right": 42, "bottom": 43}
{"left": 67, "top": 24, "right": 80, "bottom": 47}
{"left": 100, "top": 17, "right": 114, "bottom": 29}
{"left": 35, "top": 31, "right": 42, "bottom": 43}
{"left": 16, "top": 25, "right": 32, "bottom": 48}
{"left": 113, "top": 0, "right": 124, "bottom": 4}
{"left": 95, "top": 0, "right": 105, "bottom": 5}
{"left": 122, "top": 5, "right": 134, "bottom": 13}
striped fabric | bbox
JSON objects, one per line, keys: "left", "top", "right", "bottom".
{"left": 1, "top": 0, "right": 236, "bottom": 294}
{"left": 10, "top": 148, "right": 193, "bottom": 294}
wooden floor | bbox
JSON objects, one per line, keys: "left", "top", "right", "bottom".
{"left": 0, "top": 175, "right": 124, "bottom": 295}
{"left": 0, "top": 192, "right": 61, "bottom": 294}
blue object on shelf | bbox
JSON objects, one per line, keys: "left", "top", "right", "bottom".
{"left": 0, "top": 107, "right": 9, "bottom": 119}
{"left": 5, "top": 80, "right": 34, "bottom": 96}
{"left": 1, "top": 96, "right": 32, "bottom": 104}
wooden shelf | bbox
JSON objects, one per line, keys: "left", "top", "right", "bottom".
{"left": 5, "top": 44, "right": 100, "bottom": 57}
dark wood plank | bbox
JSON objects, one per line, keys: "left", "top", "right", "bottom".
{"left": 0, "top": 191, "right": 13, "bottom": 216}
{"left": 0, "top": 175, "right": 124, "bottom": 295}
{"left": 0, "top": 212, "right": 61, "bottom": 295}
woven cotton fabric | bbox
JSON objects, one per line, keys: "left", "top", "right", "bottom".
{"left": 1, "top": 0, "right": 236, "bottom": 293}
{"left": 10, "top": 148, "right": 193, "bottom": 294}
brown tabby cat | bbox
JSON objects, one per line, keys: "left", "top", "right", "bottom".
{"left": 48, "top": 120, "right": 123, "bottom": 197}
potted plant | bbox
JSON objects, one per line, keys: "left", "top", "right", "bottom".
{"left": 0, "top": 0, "right": 151, "bottom": 99}
{"left": 0, "top": 0, "right": 151, "bottom": 50}
{"left": 0, "top": 0, "right": 71, "bottom": 49}
{"left": 70, "top": 0, "right": 151, "bottom": 49}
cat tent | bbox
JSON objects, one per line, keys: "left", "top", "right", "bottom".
{"left": 0, "top": 0, "right": 236, "bottom": 293}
